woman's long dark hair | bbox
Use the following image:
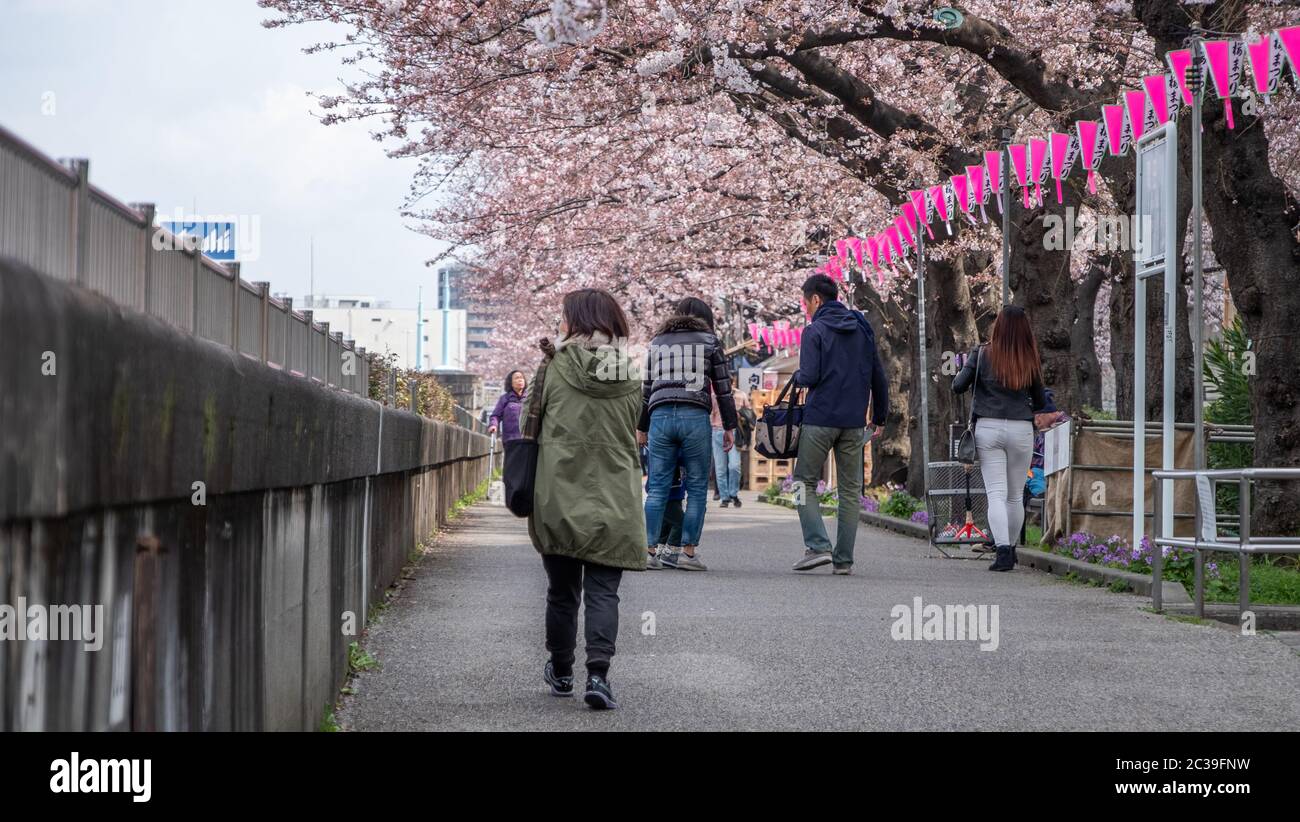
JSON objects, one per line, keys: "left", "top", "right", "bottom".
{"left": 562, "top": 288, "right": 630, "bottom": 340}
{"left": 674, "top": 297, "right": 715, "bottom": 331}
{"left": 987, "top": 305, "right": 1042, "bottom": 391}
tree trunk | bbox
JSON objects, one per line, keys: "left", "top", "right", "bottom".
{"left": 906, "top": 251, "right": 981, "bottom": 498}
{"left": 856, "top": 284, "right": 910, "bottom": 486}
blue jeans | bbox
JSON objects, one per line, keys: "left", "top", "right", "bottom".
{"left": 711, "top": 430, "right": 740, "bottom": 499}
{"left": 644, "top": 405, "right": 712, "bottom": 548}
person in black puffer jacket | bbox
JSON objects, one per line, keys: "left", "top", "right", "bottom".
{"left": 637, "top": 297, "right": 738, "bottom": 572}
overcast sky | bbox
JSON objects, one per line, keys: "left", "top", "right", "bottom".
{"left": 0, "top": 0, "right": 445, "bottom": 308}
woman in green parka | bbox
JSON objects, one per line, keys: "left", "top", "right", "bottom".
{"left": 529, "top": 288, "right": 645, "bottom": 710}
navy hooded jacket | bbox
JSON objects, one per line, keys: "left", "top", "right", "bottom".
{"left": 793, "top": 299, "right": 889, "bottom": 429}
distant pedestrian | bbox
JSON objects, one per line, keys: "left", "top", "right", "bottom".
{"left": 711, "top": 382, "right": 742, "bottom": 508}
{"left": 789, "top": 274, "right": 889, "bottom": 576}
{"left": 638, "top": 297, "right": 738, "bottom": 571}
{"left": 529, "top": 289, "right": 644, "bottom": 710}
{"left": 952, "top": 305, "right": 1047, "bottom": 572}
{"left": 487, "top": 370, "right": 528, "bottom": 442}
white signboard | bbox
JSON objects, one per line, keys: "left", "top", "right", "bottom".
{"left": 1043, "top": 419, "right": 1072, "bottom": 476}
{"left": 738, "top": 367, "right": 764, "bottom": 393}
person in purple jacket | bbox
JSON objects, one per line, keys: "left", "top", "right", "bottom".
{"left": 488, "top": 370, "right": 528, "bottom": 442}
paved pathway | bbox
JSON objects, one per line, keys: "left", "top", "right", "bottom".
{"left": 340, "top": 493, "right": 1300, "bottom": 731}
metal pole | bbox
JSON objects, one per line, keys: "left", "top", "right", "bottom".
{"left": 1000, "top": 126, "right": 1012, "bottom": 307}
{"left": 1162, "top": 121, "right": 1179, "bottom": 537}
{"left": 1152, "top": 477, "right": 1163, "bottom": 612}
{"left": 1190, "top": 26, "right": 1206, "bottom": 472}
{"left": 1134, "top": 275, "right": 1146, "bottom": 550}
{"left": 917, "top": 222, "right": 930, "bottom": 500}
{"left": 416, "top": 284, "right": 423, "bottom": 372}
{"left": 1238, "top": 476, "right": 1251, "bottom": 621}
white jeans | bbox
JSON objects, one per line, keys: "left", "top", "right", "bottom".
{"left": 975, "top": 418, "right": 1034, "bottom": 547}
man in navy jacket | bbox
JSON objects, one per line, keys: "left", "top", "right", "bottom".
{"left": 790, "top": 274, "right": 890, "bottom": 575}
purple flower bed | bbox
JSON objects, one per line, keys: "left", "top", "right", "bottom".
{"left": 860, "top": 495, "right": 879, "bottom": 513}
{"left": 910, "top": 510, "right": 930, "bottom": 525}
{"left": 1053, "top": 531, "right": 1220, "bottom": 581}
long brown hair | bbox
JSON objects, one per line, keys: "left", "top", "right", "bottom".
{"left": 562, "top": 288, "right": 630, "bottom": 340}
{"left": 986, "top": 306, "right": 1041, "bottom": 391}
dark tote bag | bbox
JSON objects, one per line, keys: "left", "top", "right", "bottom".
{"left": 956, "top": 346, "right": 982, "bottom": 465}
{"left": 753, "top": 377, "right": 804, "bottom": 459}
{"left": 503, "top": 347, "right": 552, "bottom": 517}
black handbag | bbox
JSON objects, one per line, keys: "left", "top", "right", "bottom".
{"left": 956, "top": 346, "right": 982, "bottom": 465}
{"left": 503, "top": 347, "right": 552, "bottom": 517}
{"left": 753, "top": 378, "right": 804, "bottom": 459}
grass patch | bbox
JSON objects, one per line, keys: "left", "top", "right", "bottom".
{"left": 319, "top": 707, "right": 340, "bottom": 732}
{"left": 1025, "top": 524, "right": 1043, "bottom": 547}
{"left": 348, "top": 641, "right": 379, "bottom": 674}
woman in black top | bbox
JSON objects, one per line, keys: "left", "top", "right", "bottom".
{"left": 952, "top": 306, "right": 1047, "bottom": 571}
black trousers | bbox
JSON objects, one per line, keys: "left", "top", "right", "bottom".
{"left": 542, "top": 555, "right": 623, "bottom": 676}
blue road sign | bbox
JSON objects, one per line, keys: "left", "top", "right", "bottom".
{"left": 159, "top": 221, "right": 237, "bottom": 262}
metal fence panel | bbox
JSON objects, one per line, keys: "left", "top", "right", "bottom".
{"left": 194, "top": 262, "right": 233, "bottom": 346}
{"left": 267, "top": 302, "right": 287, "bottom": 369}
{"left": 0, "top": 130, "right": 76, "bottom": 281}
{"left": 85, "top": 194, "right": 146, "bottom": 311}
{"left": 150, "top": 245, "right": 196, "bottom": 332}
{"left": 237, "top": 282, "right": 262, "bottom": 358}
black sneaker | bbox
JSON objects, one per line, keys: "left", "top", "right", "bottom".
{"left": 544, "top": 661, "right": 574, "bottom": 697}
{"left": 583, "top": 674, "right": 618, "bottom": 710}
{"left": 731, "top": 496, "right": 742, "bottom": 508}
{"left": 721, "top": 498, "right": 732, "bottom": 508}
{"left": 713, "top": 491, "right": 721, "bottom": 501}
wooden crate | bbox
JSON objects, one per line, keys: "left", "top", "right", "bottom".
{"left": 746, "top": 448, "right": 793, "bottom": 492}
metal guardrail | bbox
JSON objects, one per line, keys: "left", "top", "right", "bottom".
{"left": 0, "top": 123, "right": 370, "bottom": 395}
{"left": 1151, "top": 467, "right": 1300, "bottom": 620}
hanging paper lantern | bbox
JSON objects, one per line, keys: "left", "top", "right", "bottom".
{"left": 792, "top": 327, "right": 802, "bottom": 346}
{"left": 827, "top": 256, "right": 844, "bottom": 282}
{"left": 1007, "top": 144, "right": 1031, "bottom": 208}
{"left": 1029, "top": 138, "right": 1049, "bottom": 207}
{"left": 1278, "top": 27, "right": 1300, "bottom": 87}
{"left": 901, "top": 200, "right": 921, "bottom": 241}
{"left": 1048, "top": 132, "right": 1079, "bottom": 204}
{"left": 908, "top": 190, "right": 935, "bottom": 240}
{"left": 867, "top": 235, "right": 882, "bottom": 272}
{"left": 925, "top": 184, "right": 950, "bottom": 235}
{"left": 885, "top": 225, "right": 910, "bottom": 271}
{"left": 748, "top": 322, "right": 761, "bottom": 343}
{"left": 1124, "top": 89, "right": 1153, "bottom": 143}
{"left": 984, "top": 150, "right": 1005, "bottom": 215}
{"left": 951, "top": 172, "right": 976, "bottom": 223}
{"left": 965, "top": 163, "right": 989, "bottom": 223}
{"left": 1245, "top": 32, "right": 1282, "bottom": 101}
{"left": 762, "top": 326, "right": 776, "bottom": 349}
{"left": 1075, "top": 120, "right": 1105, "bottom": 194}
{"left": 1143, "top": 74, "right": 1178, "bottom": 125}
{"left": 1101, "top": 103, "right": 1131, "bottom": 156}
{"left": 849, "top": 237, "right": 864, "bottom": 268}
{"left": 1201, "top": 39, "right": 1246, "bottom": 128}
{"left": 834, "top": 238, "right": 850, "bottom": 267}
{"left": 895, "top": 214, "right": 917, "bottom": 251}
{"left": 1166, "top": 48, "right": 1197, "bottom": 107}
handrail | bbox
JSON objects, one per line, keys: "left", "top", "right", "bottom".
{"left": 1150, "top": 467, "right": 1300, "bottom": 622}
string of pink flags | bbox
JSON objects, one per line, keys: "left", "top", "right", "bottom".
{"left": 817, "top": 26, "right": 1300, "bottom": 285}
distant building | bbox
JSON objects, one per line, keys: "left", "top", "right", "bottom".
{"left": 301, "top": 294, "right": 467, "bottom": 372}
{"left": 437, "top": 263, "right": 500, "bottom": 371}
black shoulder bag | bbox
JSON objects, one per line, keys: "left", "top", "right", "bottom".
{"left": 956, "top": 346, "right": 982, "bottom": 465}
{"left": 503, "top": 345, "right": 553, "bottom": 517}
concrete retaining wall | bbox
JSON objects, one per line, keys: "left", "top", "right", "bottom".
{"left": 0, "top": 258, "right": 491, "bottom": 730}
